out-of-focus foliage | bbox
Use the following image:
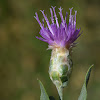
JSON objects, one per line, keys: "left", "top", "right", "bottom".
{"left": 0, "top": 0, "right": 100, "bottom": 100}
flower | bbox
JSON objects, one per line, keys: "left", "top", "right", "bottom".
{"left": 34, "top": 6, "right": 81, "bottom": 49}
{"left": 34, "top": 7, "right": 82, "bottom": 100}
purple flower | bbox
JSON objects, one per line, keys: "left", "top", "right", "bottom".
{"left": 34, "top": 6, "right": 82, "bottom": 49}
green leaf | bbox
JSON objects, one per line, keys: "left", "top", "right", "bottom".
{"left": 38, "top": 80, "right": 50, "bottom": 100}
{"left": 78, "top": 65, "right": 93, "bottom": 100}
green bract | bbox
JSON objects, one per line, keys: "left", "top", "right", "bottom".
{"left": 49, "top": 48, "right": 73, "bottom": 100}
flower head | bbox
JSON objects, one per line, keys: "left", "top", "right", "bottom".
{"left": 34, "top": 7, "right": 81, "bottom": 49}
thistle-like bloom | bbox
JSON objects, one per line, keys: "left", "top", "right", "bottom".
{"left": 34, "top": 7, "right": 82, "bottom": 100}
{"left": 34, "top": 6, "right": 81, "bottom": 49}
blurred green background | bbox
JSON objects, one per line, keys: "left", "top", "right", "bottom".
{"left": 0, "top": 0, "right": 100, "bottom": 100}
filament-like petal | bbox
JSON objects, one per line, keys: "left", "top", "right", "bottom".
{"left": 52, "top": 6, "right": 59, "bottom": 28}
{"left": 35, "top": 7, "right": 81, "bottom": 49}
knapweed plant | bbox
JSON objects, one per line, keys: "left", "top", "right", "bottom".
{"left": 34, "top": 6, "right": 93, "bottom": 100}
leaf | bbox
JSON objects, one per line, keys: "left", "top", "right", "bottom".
{"left": 38, "top": 80, "right": 50, "bottom": 100}
{"left": 78, "top": 65, "right": 93, "bottom": 100}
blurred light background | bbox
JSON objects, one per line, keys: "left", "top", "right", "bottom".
{"left": 0, "top": 0, "right": 100, "bottom": 100}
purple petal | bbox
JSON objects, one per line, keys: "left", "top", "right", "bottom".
{"left": 50, "top": 8, "right": 54, "bottom": 24}
{"left": 36, "top": 36, "right": 48, "bottom": 42}
{"left": 40, "top": 10, "right": 54, "bottom": 35}
{"left": 39, "top": 29, "right": 50, "bottom": 40}
{"left": 34, "top": 12, "right": 43, "bottom": 29}
{"left": 58, "top": 7, "right": 64, "bottom": 23}
{"left": 51, "top": 6, "right": 59, "bottom": 28}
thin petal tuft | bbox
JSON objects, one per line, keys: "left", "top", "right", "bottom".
{"left": 35, "top": 7, "right": 82, "bottom": 49}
